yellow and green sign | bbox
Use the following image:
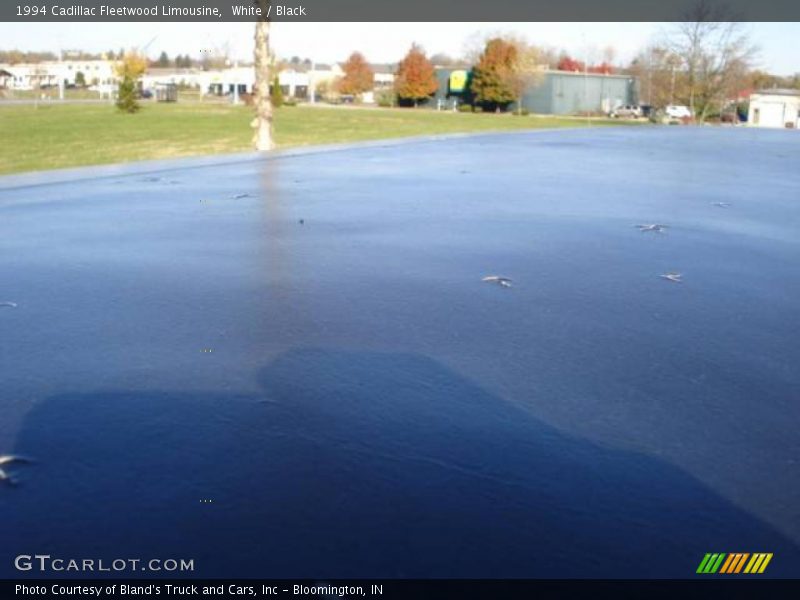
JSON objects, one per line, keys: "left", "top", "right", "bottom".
{"left": 449, "top": 70, "right": 468, "bottom": 94}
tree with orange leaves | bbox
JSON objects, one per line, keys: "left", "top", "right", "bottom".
{"left": 588, "top": 62, "right": 615, "bottom": 74}
{"left": 394, "top": 44, "right": 438, "bottom": 107}
{"left": 470, "top": 38, "right": 518, "bottom": 111}
{"left": 557, "top": 55, "right": 585, "bottom": 73}
{"left": 339, "top": 52, "right": 374, "bottom": 98}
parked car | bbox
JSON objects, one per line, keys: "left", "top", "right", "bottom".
{"left": 610, "top": 104, "right": 642, "bottom": 118}
{"left": 664, "top": 105, "right": 692, "bottom": 119}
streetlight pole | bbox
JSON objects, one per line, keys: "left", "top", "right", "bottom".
{"left": 58, "top": 48, "right": 64, "bottom": 101}
{"left": 583, "top": 34, "right": 589, "bottom": 126}
{"left": 309, "top": 60, "right": 316, "bottom": 104}
{"left": 670, "top": 65, "right": 676, "bottom": 105}
{"left": 233, "top": 59, "right": 239, "bottom": 105}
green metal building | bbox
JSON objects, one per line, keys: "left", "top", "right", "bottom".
{"left": 432, "top": 68, "right": 638, "bottom": 115}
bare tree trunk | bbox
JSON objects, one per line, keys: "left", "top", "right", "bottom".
{"left": 252, "top": 18, "right": 274, "bottom": 151}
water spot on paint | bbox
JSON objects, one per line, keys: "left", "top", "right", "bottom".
{"left": 482, "top": 276, "right": 512, "bottom": 288}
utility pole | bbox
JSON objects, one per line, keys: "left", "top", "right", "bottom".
{"left": 309, "top": 60, "right": 316, "bottom": 104}
{"left": 233, "top": 59, "right": 239, "bottom": 105}
{"left": 583, "top": 34, "right": 589, "bottom": 126}
{"left": 670, "top": 65, "right": 676, "bottom": 105}
{"left": 58, "top": 48, "right": 64, "bottom": 101}
{"left": 584, "top": 61, "right": 589, "bottom": 125}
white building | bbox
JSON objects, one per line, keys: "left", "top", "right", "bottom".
{"left": 136, "top": 60, "right": 393, "bottom": 102}
{"left": 0, "top": 68, "right": 12, "bottom": 88}
{"left": 0, "top": 58, "right": 395, "bottom": 101}
{"left": 56, "top": 60, "right": 116, "bottom": 87}
{"left": 371, "top": 64, "right": 395, "bottom": 90}
{"left": 0, "top": 60, "right": 117, "bottom": 91}
{"left": 0, "top": 63, "right": 57, "bottom": 89}
{"left": 142, "top": 68, "right": 206, "bottom": 91}
{"left": 748, "top": 89, "right": 800, "bottom": 129}
{"left": 194, "top": 63, "right": 346, "bottom": 100}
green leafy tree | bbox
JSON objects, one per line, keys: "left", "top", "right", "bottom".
{"left": 116, "top": 77, "right": 139, "bottom": 113}
{"left": 74, "top": 71, "right": 86, "bottom": 87}
{"left": 270, "top": 75, "right": 284, "bottom": 107}
{"left": 394, "top": 44, "right": 438, "bottom": 107}
{"left": 470, "top": 38, "right": 518, "bottom": 112}
{"left": 157, "top": 51, "right": 170, "bottom": 68}
{"left": 114, "top": 50, "right": 147, "bottom": 113}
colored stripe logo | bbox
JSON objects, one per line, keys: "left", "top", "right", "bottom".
{"left": 696, "top": 553, "right": 773, "bottom": 574}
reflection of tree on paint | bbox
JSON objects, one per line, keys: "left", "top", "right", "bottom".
{"left": 338, "top": 52, "right": 375, "bottom": 99}
{"left": 252, "top": 1, "right": 273, "bottom": 151}
{"left": 666, "top": 2, "right": 756, "bottom": 123}
{"left": 114, "top": 50, "right": 147, "bottom": 113}
{"left": 588, "top": 62, "right": 615, "bottom": 75}
{"left": 449, "top": 71, "right": 468, "bottom": 94}
{"left": 470, "top": 37, "right": 543, "bottom": 113}
{"left": 470, "top": 38, "right": 518, "bottom": 112}
{"left": 394, "top": 44, "right": 438, "bottom": 107}
{"left": 270, "top": 75, "right": 283, "bottom": 107}
{"left": 557, "top": 56, "right": 585, "bottom": 73}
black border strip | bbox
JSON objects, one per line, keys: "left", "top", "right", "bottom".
{"left": 3, "top": 0, "right": 800, "bottom": 22}
{"left": 4, "top": 579, "right": 800, "bottom": 599}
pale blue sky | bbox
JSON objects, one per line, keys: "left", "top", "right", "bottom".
{"left": 0, "top": 22, "right": 797, "bottom": 74}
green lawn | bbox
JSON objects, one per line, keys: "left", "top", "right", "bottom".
{"left": 0, "top": 88, "right": 105, "bottom": 101}
{"left": 0, "top": 101, "right": 640, "bottom": 175}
